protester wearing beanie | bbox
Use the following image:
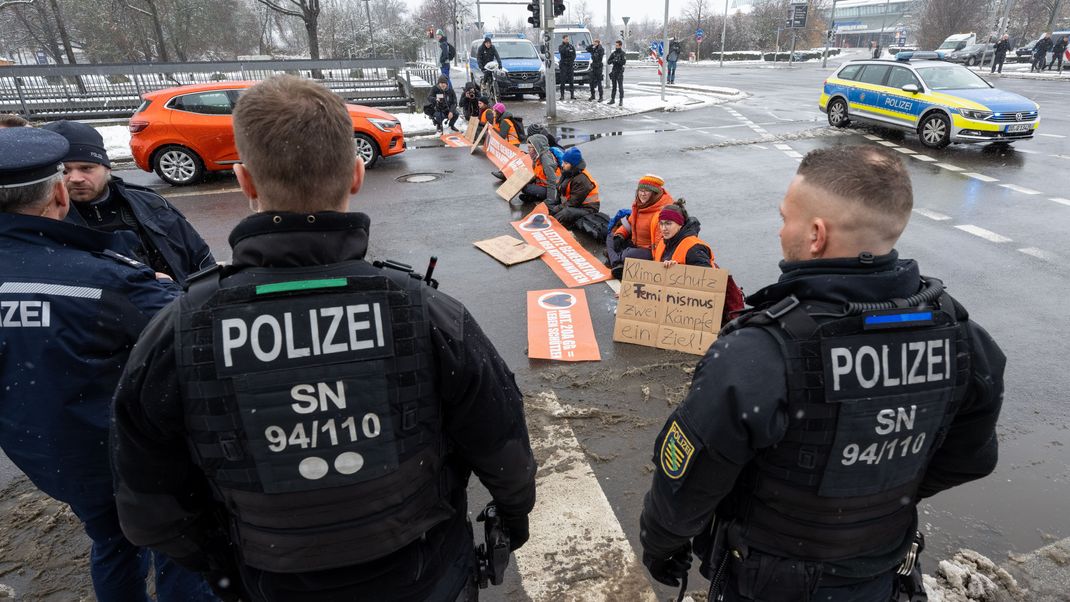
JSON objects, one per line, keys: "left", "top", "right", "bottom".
{"left": 40, "top": 120, "right": 214, "bottom": 285}
{"left": 426, "top": 75, "right": 458, "bottom": 134}
{"left": 494, "top": 102, "right": 521, "bottom": 147}
{"left": 606, "top": 173, "right": 675, "bottom": 276}
{"left": 652, "top": 201, "right": 713, "bottom": 268}
{"left": 551, "top": 146, "right": 600, "bottom": 229}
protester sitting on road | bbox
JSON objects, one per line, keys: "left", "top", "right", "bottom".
{"left": 550, "top": 147, "right": 600, "bottom": 228}
{"left": 518, "top": 134, "right": 559, "bottom": 204}
{"left": 652, "top": 200, "right": 713, "bottom": 267}
{"left": 494, "top": 102, "right": 521, "bottom": 146}
{"left": 0, "top": 114, "right": 29, "bottom": 128}
{"left": 606, "top": 174, "right": 674, "bottom": 279}
{"left": 425, "top": 75, "right": 458, "bottom": 134}
{"left": 526, "top": 123, "right": 559, "bottom": 148}
{"left": 460, "top": 81, "right": 482, "bottom": 122}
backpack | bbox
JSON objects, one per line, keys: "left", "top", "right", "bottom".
{"left": 718, "top": 268, "right": 746, "bottom": 325}
{"left": 447, "top": 43, "right": 456, "bottom": 60}
{"left": 574, "top": 211, "right": 610, "bottom": 241}
{"left": 511, "top": 115, "right": 527, "bottom": 142}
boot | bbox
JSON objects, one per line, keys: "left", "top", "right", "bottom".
{"left": 588, "top": 94, "right": 595, "bottom": 101}
{"left": 491, "top": 170, "right": 506, "bottom": 181}
{"left": 618, "top": 100, "right": 623, "bottom": 107}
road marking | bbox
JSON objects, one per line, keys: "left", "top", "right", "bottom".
{"left": 516, "top": 391, "right": 657, "bottom": 602}
{"left": 1038, "top": 133, "right": 1066, "bottom": 138}
{"left": 893, "top": 147, "right": 917, "bottom": 155}
{"left": 910, "top": 154, "right": 938, "bottom": 162}
{"left": 935, "top": 163, "right": 964, "bottom": 172}
{"left": 955, "top": 224, "right": 1012, "bottom": 243}
{"left": 999, "top": 183, "right": 1041, "bottom": 195}
{"left": 1015, "top": 148, "right": 1040, "bottom": 154}
{"left": 963, "top": 172, "right": 999, "bottom": 182}
{"left": 1050, "top": 197, "right": 1070, "bottom": 207}
{"left": 877, "top": 140, "right": 899, "bottom": 147}
{"left": 774, "top": 143, "right": 792, "bottom": 150}
{"left": 1018, "top": 247, "right": 1059, "bottom": 262}
{"left": 164, "top": 187, "right": 242, "bottom": 198}
{"left": 784, "top": 150, "right": 803, "bottom": 158}
{"left": 753, "top": 144, "right": 767, "bottom": 149}
{"left": 913, "top": 208, "right": 951, "bottom": 221}
{"left": 863, "top": 134, "right": 882, "bottom": 141}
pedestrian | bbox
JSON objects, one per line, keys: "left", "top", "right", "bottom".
{"left": 1032, "top": 32, "right": 1052, "bottom": 72}
{"left": 0, "top": 127, "right": 217, "bottom": 602}
{"left": 0, "top": 113, "right": 29, "bottom": 127}
{"left": 639, "top": 146, "right": 1005, "bottom": 602}
{"left": 110, "top": 75, "right": 537, "bottom": 602}
{"left": 550, "top": 146, "right": 600, "bottom": 228}
{"left": 1049, "top": 35, "right": 1067, "bottom": 72}
{"left": 606, "top": 174, "right": 674, "bottom": 279}
{"left": 426, "top": 75, "right": 458, "bottom": 134}
{"left": 607, "top": 40, "right": 627, "bottom": 106}
{"left": 991, "top": 34, "right": 1010, "bottom": 74}
{"left": 459, "top": 81, "right": 482, "bottom": 122}
{"left": 559, "top": 34, "right": 577, "bottom": 100}
{"left": 586, "top": 38, "right": 605, "bottom": 101}
{"left": 666, "top": 37, "right": 682, "bottom": 84}
{"left": 41, "top": 120, "right": 214, "bottom": 286}
{"left": 438, "top": 30, "right": 452, "bottom": 78}
{"left": 477, "top": 36, "right": 503, "bottom": 92}
{"left": 518, "top": 133, "right": 559, "bottom": 204}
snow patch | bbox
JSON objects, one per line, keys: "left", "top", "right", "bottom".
{"left": 924, "top": 549, "right": 1027, "bottom": 602}
{"left": 99, "top": 125, "right": 133, "bottom": 162}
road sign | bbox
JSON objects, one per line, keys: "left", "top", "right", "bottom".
{"left": 788, "top": 3, "right": 808, "bottom": 29}
{"left": 650, "top": 40, "right": 664, "bottom": 55}
{"left": 696, "top": 28, "right": 704, "bottom": 42}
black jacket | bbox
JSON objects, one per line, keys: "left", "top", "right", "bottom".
{"left": 608, "top": 48, "right": 627, "bottom": 76}
{"left": 439, "top": 37, "right": 450, "bottom": 64}
{"left": 64, "top": 177, "right": 214, "bottom": 286}
{"left": 994, "top": 39, "right": 1010, "bottom": 56}
{"left": 477, "top": 43, "right": 502, "bottom": 70}
{"left": 557, "top": 159, "right": 597, "bottom": 210}
{"left": 1053, "top": 39, "right": 1068, "bottom": 54}
{"left": 1035, "top": 37, "right": 1053, "bottom": 55}
{"left": 111, "top": 211, "right": 537, "bottom": 600}
{"left": 667, "top": 40, "right": 682, "bottom": 62}
{"left": 586, "top": 43, "right": 605, "bottom": 74}
{"left": 459, "top": 82, "right": 482, "bottom": 120}
{"left": 657, "top": 217, "right": 711, "bottom": 266}
{"left": 640, "top": 252, "right": 1004, "bottom": 578}
{"left": 559, "top": 42, "right": 576, "bottom": 69}
{"left": 426, "top": 85, "right": 457, "bottom": 113}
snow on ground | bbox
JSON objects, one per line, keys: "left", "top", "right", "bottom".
{"left": 100, "top": 125, "right": 133, "bottom": 161}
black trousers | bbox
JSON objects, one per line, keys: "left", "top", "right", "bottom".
{"left": 589, "top": 70, "right": 604, "bottom": 98}
{"left": 991, "top": 54, "right": 1005, "bottom": 73}
{"left": 609, "top": 73, "right": 624, "bottom": 102}
{"left": 559, "top": 69, "right": 574, "bottom": 97}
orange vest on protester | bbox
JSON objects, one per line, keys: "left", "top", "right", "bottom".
{"left": 653, "top": 235, "right": 714, "bottom": 266}
{"left": 500, "top": 118, "right": 520, "bottom": 146}
{"left": 533, "top": 162, "right": 560, "bottom": 187}
{"left": 565, "top": 169, "right": 600, "bottom": 206}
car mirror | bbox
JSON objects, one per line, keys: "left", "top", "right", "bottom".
{"left": 902, "top": 83, "right": 920, "bottom": 94}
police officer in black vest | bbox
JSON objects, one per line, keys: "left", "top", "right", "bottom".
{"left": 111, "top": 75, "right": 537, "bottom": 601}
{"left": 639, "top": 146, "right": 1005, "bottom": 601}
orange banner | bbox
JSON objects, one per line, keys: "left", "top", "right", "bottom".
{"left": 511, "top": 204, "right": 612, "bottom": 287}
{"left": 484, "top": 127, "right": 532, "bottom": 178}
{"left": 440, "top": 132, "right": 469, "bottom": 147}
{"left": 527, "top": 289, "right": 601, "bottom": 361}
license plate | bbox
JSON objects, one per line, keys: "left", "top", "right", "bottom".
{"left": 1006, "top": 123, "right": 1031, "bottom": 133}
{"left": 518, "top": 83, "right": 534, "bottom": 89}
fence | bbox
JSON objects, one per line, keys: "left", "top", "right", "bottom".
{"left": 0, "top": 58, "right": 419, "bottom": 120}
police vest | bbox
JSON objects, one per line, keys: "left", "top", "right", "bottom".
{"left": 653, "top": 235, "right": 713, "bottom": 266}
{"left": 722, "top": 287, "right": 971, "bottom": 566}
{"left": 175, "top": 261, "right": 451, "bottom": 573}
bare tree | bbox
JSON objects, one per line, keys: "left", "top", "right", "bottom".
{"left": 681, "top": 0, "right": 712, "bottom": 57}
{"left": 915, "top": 0, "right": 994, "bottom": 50}
{"left": 255, "top": 0, "right": 322, "bottom": 60}
{"left": 126, "top": 0, "right": 170, "bottom": 61}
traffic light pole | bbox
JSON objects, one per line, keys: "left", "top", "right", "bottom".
{"left": 544, "top": 0, "right": 557, "bottom": 120}
{"left": 822, "top": 0, "right": 837, "bottom": 68}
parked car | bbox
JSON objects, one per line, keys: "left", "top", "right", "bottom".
{"left": 820, "top": 55, "right": 1040, "bottom": 148}
{"left": 128, "top": 81, "right": 405, "bottom": 185}
{"left": 945, "top": 43, "right": 996, "bottom": 67}
{"left": 467, "top": 34, "right": 546, "bottom": 99}
{"left": 935, "top": 33, "right": 976, "bottom": 53}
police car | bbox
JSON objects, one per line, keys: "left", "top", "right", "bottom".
{"left": 820, "top": 53, "right": 1040, "bottom": 148}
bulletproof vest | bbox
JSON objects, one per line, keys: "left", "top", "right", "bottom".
{"left": 175, "top": 261, "right": 452, "bottom": 573}
{"left": 723, "top": 289, "right": 971, "bottom": 565}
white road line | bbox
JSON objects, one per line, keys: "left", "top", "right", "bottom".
{"left": 774, "top": 143, "right": 792, "bottom": 150}
{"left": 955, "top": 224, "right": 1013, "bottom": 243}
{"left": 999, "top": 183, "right": 1041, "bottom": 195}
{"left": 910, "top": 154, "right": 938, "bottom": 162}
{"left": 893, "top": 147, "right": 917, "bottom": 155}
{"left": 785, "top": 150, "right": 804, "bottom": 158}
{"left": 877, "top": 140, "right": 899, "bottom": 147}
{"left": 863, "top": 134, "right": 882, "bottom": 141}
{"left": 1019, "top": 247, "right": 1059, "bottom": 262}
{"left": 913, "top": 208, "right": 951, "bottom": 221}
{"left": 1050, "top": 197, "right": 1070, "bottom": 207}
{"left": 164, "top": 187, "right": 241, "bottom": 198}
{"left": 516, "top": 391, "right": 657, "bottom": 602}
{"left": 935, "top": 163, "right": 965, "bottom": 172}
{"left": 1015, "top": 148, "right": 1040, "bottom": 154}
{"left": 1038, "top": 133, "right": 1066, "bottom": 138}
{"left": 963, "top": 172, "right": 999, "bottom": 182}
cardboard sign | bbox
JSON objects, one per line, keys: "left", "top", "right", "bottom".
{"left": 440, "top": 132, "right": 469, "bottom": 147}
{"left": 473, "top": 235, "right": 544, "bottom": 266}
{"left": 527, "top": 289, "right": 601, "bottom": 361}
{"left": 511, "top": 204, "right": 612, "bottom": 288}
{"left": 463, "top": 117, "right": 479, "bottom": 143}
{"left": 484, "top": 127, "right": 532, "bottom": 178}
{"left": 469, "top": 122, "right": 488, "bottom": 154}
{"left": 496, "top": 166, "right": 535, "bottom": 201}
{"left": 613, "top": 258, "right": 729, "bottom": 356}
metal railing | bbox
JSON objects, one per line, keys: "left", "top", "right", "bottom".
{"left": 0, "top": 58, "right": 417, "bottom": 120}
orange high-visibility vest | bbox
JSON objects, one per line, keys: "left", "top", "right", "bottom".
{"left": 533, "top": 162, "right": 560, "bottom": 187}
{"left": 500, "top": 118, "right": 520, "bottom": 146}
{"left": 653, "top": 235, "right": 714, "bottom": 266}
{"left": 564, "top": 169, "right": 600, "bottom": 206}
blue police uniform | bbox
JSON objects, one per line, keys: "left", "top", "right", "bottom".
{"left": 0, "top": 127, "right": 217, "bottom": 602}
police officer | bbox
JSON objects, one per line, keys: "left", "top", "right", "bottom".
{"left": 0, "top": 127, "right": 216, "bottom": 601}
{"left": 559, "top": 34, "right": 577, "bottom": 100}
{"left": 42, "top": 120, "right": 214, "bottom": 285}
{"left": 639, "top": 146, "right": 1005, "bottom": 601}
{"left": 111, "top": 75, "right": 537, "bottom": 601}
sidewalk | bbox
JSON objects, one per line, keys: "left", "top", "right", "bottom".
{"left": 971, "top": 64, "right": 1070, "bottom": 81}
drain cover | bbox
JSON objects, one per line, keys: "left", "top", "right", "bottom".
{"left": 396, "top": 173, "right": 442, "bottom": 184}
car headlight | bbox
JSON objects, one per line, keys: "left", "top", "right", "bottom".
{"left": 367, "top": 118, "right": 398, "bottom": 132}
{"left": 959, "top": 109, "right": 993, "bottom": 120}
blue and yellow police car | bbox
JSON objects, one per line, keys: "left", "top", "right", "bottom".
{"left": 820, "top": 53, "right": 1040, "bottom": 148}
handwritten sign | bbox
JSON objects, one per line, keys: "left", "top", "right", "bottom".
{"left": 511, "top": 204, "right": 612, "bottom": 288}
{"left": 496, "top": 166, "right": 534, "bottom": 201}
{"left": 484, "top": 127, "right": 532, "bottom": 178}
{"left": 527, "top": 289, "right": 600, "bottom": 361}
{"left": 473, "top": 235, "right": 544, "bottom": 266}
{"left": 613, "top": 258, "right": 728, "bottom": 355}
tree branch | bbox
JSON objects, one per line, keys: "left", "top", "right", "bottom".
{"left": 125, "top": 2, "right": 152, "bottom": 16}
{"left": 255, "top": 0, "right": 305, "bottom": 19}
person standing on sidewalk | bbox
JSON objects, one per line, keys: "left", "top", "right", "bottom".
{"left": 559, "top": 34, "right": 576, "bottom": 100}
{"left": 1031, "top": 33, "right": 1052, "bottom": 72}
{"left": 1049, "top": 35, "right": 1067, "bottom": 72}
{"left": 666, "top": 38, "right": 682, "bottom": 84}
{"left": 991, "top": 34, "right": 1010, "bottom": 74}
{"left": 438, "top": 30, "right": 452, "bottom": 78}
{"left": 586, "top": 39, "right": 605, "bottom": 101}
{"left": 607, "top": 40, "right": 627, "bottom": 106}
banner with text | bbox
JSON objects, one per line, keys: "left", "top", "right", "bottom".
{"left": 440, "top": 132, "right": 470, "bottom": 147}
{"left": 511, "top": 204, "right": 612, "bottom": 288}
{"left": 527, "top": 289, "right": 601, "bottom": 361}
{"left": 613, "top": 258, "right": 729, "bottom": 355}
{"left": 484, "top": 128, "right": 532, "bottom": 178}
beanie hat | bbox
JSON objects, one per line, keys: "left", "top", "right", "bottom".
{"left": 437, "top": 75, "right": 449, "bottom": 85}
{"left": 550, "top": 147, "right": 565, "bottom": 163}
{"left": 41, "top": 120, "right": 110, "bottom": 167}
{"left": 493, "top": 102, "right": 506, "bottom": 114}
{"left": 562, "top": 146, "right": 582, "bottom": 165}
{"left": 478, "top": 95, "right": 490, "bottom": 105}
{"left": 659, "top": 205, "right": 686, "bottom": 226}
{"left": 637, "top": 174, "right": 665, "bottom": 195}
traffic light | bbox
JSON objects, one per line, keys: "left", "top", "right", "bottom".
{"left": 553, "top": 0, "right": 565, "bottom": 17}
{"left": 527, "top": 0, "right": 540, "bottom": 28}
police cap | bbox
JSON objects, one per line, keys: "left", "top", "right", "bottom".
{"left": 0, "top": 127, "right": 68, "bottom": 189}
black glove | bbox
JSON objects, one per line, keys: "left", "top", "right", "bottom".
{"left": 643, "top": 543, "right": 692, "bottom": 587}
{"left": 612, "top": 235, "right": 627, "bottom": 253}
{"left": 502, "top": 514, "right": 530, "bottom": 551}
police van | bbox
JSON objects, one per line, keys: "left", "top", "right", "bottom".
{"left": 468, "top": 33, "right": 546, "bottom": 99}
{"left": 547, "top": 25, "right": 595, "bottom": 85}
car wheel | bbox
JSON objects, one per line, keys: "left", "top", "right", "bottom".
{"left": 918, "top": 112, "right": 951, "bottom": 148}
{"left": 827, "top": 97, "right": 850, "bottom": 128}
{"left": 354, "top": 133, "right": 380, "bottom": 168}
{"left": 153, "top": 145, "right": 204, "bottom": 186}
{"left": 965, "top": 57, "right": 975, "bottom": 66}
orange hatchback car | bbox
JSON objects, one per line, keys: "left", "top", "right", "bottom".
{"left": 129, "top": 81, "right": 405, "bottom": 185}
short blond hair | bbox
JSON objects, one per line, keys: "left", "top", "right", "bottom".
{"left": 233, "top": 76, "right": 355, "bottom": 212}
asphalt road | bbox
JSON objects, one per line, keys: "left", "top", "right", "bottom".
{"left": 5, "top": 56, "right": 1067, "bottom": 599}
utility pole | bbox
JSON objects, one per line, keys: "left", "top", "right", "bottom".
{"left": 719, "top": 0, "right": 729, "bottom": 67}
{"left": 606, "top": 0, "right": 612, "bottom": 89}
{"left": 662, "top": 0, "right": 669, "bottom": 100}
{"left": 364, "top": 0, "right": 374, "bottom": 57}
{"left": 822, "top": 0, "right": 837, "bottom": 68}
{"left": 545, "top": 0, "right": 557, "bottom": 119}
